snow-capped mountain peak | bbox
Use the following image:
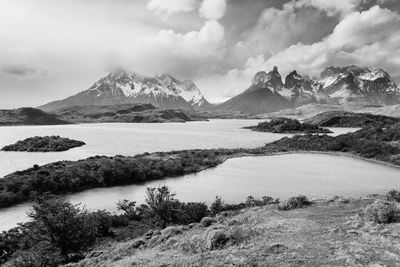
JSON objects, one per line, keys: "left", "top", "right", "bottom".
{"left": 319, "top": 65, "right": 400, "bottom": 104}
{"left": 217, "top": 65, "right": 400, "bottom": 115}
{"left": 39, "top": 70, "right": 210, "bottom": 111}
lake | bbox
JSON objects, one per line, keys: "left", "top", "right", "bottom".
{"left": 0, "top": 119, "right": 355, "bottom": 177}
{"left": 1, "top": 153, "right": 399, "bottom": 231}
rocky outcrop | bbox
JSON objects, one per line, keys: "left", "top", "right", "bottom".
{"left": 217, "top": 67, "right": 292, "bottom": 114}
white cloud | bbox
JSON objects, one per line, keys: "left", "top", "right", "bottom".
{"left": 200, "top": 5, "right": 400, "bottom": 101}
{"left": 109, "top": 19, "right": 226, "bottom": 79}
{"left": 196, "top": 55, "right": 267, "bottom": 102}
{"left": 294, "top": 0, "right": 362, "bottom": 17}
{"left": 155, "top": 20, "right": 225, "bottom": 58}
{"left": 262, "top": 5, "right": 400, "bottom": 77}
{"left": 0, "top": 47, "right": 45, "bottom": 76}
{"left": 199, "top": 0, "right": 227, "bottom": 20}
{"left": 147, "top": 0, "right": 198, "bottom": 15}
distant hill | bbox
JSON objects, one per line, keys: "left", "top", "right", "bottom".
{"left": 0, "top": 107, "right": 69, "bottom": 126}
{"left": 217, "top": 65, "right": 400, "bottom": 115}
{"left": 305, "top": 111, "right": 400, "bottom": 127}
{"left": 356, "top": 104, "right": 400, "bottom": 118}
{"left": 39, "top": 70, "right": 210, "bottom": 112}
{"left": 50, "top": 103, "right": 197, "bottom": 123}
{"left": 244, "top": 117, "right": 332, "bottom": 134}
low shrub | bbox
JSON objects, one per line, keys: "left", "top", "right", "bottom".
{"left": 210, "top": 195, "right": 277, "bottom": 216}
{"left": 206, "top": 229, "right": 234, "bottom": 250}
{"left": 364, "top": 200, "right": 400, "bottom": 224}
{"left": 385, "top": 190, "right": 400, "bottom": 202}
{"left": 200, "top": 217, "right": 216, "bottom": 227}
{"left": 278, "top": 195, "right": 312, "bottom": 210}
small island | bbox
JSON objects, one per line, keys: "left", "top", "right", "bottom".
{"left": 244, "top": 117, "right": 332, "bottom": 134}
{"left": 1, "top": 136, "right": 85, "bottom": 152}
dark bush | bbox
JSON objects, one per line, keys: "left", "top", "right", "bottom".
{"left": 144, "top": 186, "right": 177, "bottom": 228}
{"left": 179, "top": 202, "right": 209, "bottom": 224}
{"left": 23, "top": 198, "right": 98, "bottom": 263}
{"left": 210, "top": 196, "right": 224, "bottom": 216}
{"left": 90, "top": 210, "right": 113, "bottom": 237}
{"left": 117, "top": 199, "right": 141, "bottom": 220}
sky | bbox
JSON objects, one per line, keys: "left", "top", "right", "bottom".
{"left": 1, "top": 0, "right": 400, "bottom": 108}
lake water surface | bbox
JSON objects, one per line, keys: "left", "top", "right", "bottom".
{"left": 0, "top": 120, "right": 366, "bottom": 231}
{"left": 1, "top": 153, "right": 399, "bottom": 231}
{"left": 0, "top": 120, "right": 355, "bottom": 177}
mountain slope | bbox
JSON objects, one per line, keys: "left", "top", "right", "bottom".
{"left": 217, "top": 67, "right": 292, "bottom": 114}
{"left": 320, "top": 65, "right": 400, "bottom": 105}
{"left": 283, "top": 71, "right": 335, "bottom": 106}
{"left": 39, "top": 70, "right": 210, "bottom": 112}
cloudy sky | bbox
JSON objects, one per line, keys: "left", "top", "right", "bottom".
{"left": 1, "top": 0, "right": 400, "bottom": 108}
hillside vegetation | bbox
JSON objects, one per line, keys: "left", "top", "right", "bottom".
{"left": 50, "top": 104, "right": 198, "bottom": 123}
{"left": 0, "top": 107, "right": 69, "bottom": 126}
{"left": 244, "top": 117, "right": 332, "bottom": 134}
{"left": 305, "top": 111, "right": 400, "bottom": 127}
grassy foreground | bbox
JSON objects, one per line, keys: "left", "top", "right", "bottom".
{"left": 65, "top": 196, "right": 400, "bottom": 267}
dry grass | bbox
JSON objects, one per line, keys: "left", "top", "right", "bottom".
{"left": 66, "top": 197, "right": 400, "bottom": 267}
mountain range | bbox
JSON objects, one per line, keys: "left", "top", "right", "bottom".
{"left": 40, "top": 70, "right": 210, "bottom": 112}
{"left": 39, "top": 65, "right": 400, "bottom": 115}
{"left": 218, "top": 65, "right": 400, "bottom": 114}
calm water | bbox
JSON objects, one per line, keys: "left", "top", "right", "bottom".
{"left": 1, "top": 153, "right": 399, "bottom": 231}
{"left": 0, "top": 120, "right": 355, "bottom": 177}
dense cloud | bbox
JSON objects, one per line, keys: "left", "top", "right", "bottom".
{"left": 197, "top": 2, "right": 400, "bottom": 102}
{"left": 0, "top": 0, "right": 400, "bottom": 107}
{"left": 199, "top": 0, "right": 227, "bottom": 20}
{"left": 147, "top": 0, "right": 198, "bottom": 15}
